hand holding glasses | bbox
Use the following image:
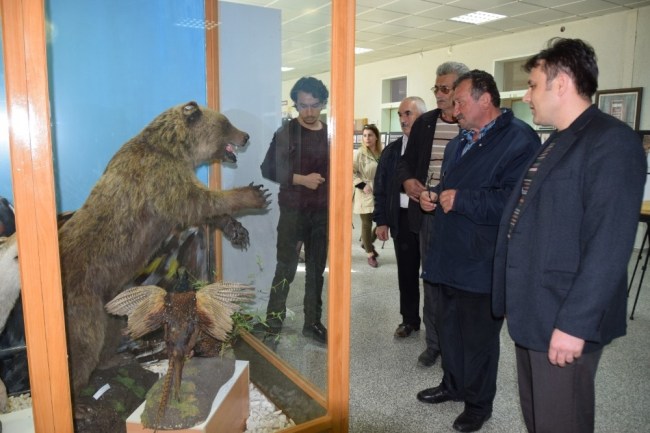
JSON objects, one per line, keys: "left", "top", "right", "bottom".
{"left": 426, "top": 172, "right": 442, "bottom": 199}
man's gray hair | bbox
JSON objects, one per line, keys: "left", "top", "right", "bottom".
{"left": 402, "top": 96, "right": 427, "bottom": 115}
{"left": 436, "top": 61, "right": 470, "bottom": 77}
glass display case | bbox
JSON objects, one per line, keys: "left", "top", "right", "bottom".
{"left": 0, "top": 0, "right": 354, "bottom": 431}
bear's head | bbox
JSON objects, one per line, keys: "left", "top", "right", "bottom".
{"left": 149, "top": 102, "right": 250, "bottom": 166}
{"left": 184, "top": 102, "right": 250, "bottom": 164}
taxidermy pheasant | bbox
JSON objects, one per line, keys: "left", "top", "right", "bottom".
{"left": 105, "top": 269, "right": 253, "bottom": 429}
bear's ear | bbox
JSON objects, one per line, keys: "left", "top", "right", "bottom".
{"left": 182, "top": 101, "right": 202, "bottom": 124}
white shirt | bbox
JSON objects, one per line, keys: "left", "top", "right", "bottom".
{"left": 400, "top": 134, "right": 410, "bottom": 208}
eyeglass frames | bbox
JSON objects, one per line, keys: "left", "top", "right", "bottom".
{"left": 431, "top": 85, "right": 453, "bottom": 95}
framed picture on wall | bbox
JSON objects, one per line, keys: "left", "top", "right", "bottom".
{"left": 595, "top": 87, "right": 643, "bottom": 130}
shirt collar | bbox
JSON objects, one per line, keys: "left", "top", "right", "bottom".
{"left": 460, "top": 108, "right": 506, "bottom": 143}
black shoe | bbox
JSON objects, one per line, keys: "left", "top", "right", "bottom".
{"left": 394, "top": 323, "right": 419, "bottom": 338}
{"left": 302, "top": 322, "right": 327, "bottom": 344}
{"left": 251, "top": 322, "right": 281, "bottom": 340}
{"left": 416, "top": 384, "right": 461, "bottom": 404}
{"left": 417, "top": 349, "right": 440, "bottom": 367}
{"left": 452, "top": 410, "right": 491, "bottom": 432}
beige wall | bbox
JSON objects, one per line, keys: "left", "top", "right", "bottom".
{"left": 283, "top": 6, "right": 650, "bottom": 131}
{"left": 353, "top": 6, "right": 650, "bottom": 130}
{"left": 281, "top": 5, "right": 650, "bottom": 220}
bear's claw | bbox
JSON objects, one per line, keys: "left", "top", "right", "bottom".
{"left": 248, "top": 182, "right": 272, "bottom": 209}
{"left": 221, "top": 216, "right": 250, "bottom": 249}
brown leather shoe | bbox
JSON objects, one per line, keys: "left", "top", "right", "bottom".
{"left": 367, "top": 256, "right": 378, "bottom": 267}
{"left": 394, "top": 323, "right": 420, "bottom": 337}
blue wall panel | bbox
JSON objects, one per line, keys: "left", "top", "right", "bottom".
{"left": 219, "top": 2, "right": 281, "bottom": 297}
{"left": 0, "top": 28, "right": 11, "bottom": 202}
{"left": 42, "top": 0, "right": 206, "bottom": 211}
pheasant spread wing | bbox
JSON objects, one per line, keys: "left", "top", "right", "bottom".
{"left": 195, "top": 282, "right": 254, "bottom": 341}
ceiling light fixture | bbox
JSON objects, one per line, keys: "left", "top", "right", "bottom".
{"left": 281, "top": 66, "right": 295, "bottom": 72}
{"left": 355, "top": 47, "right": 373, "bottom": 55}
{"left": 450, "top": 11, "right": 506, "bottom": 25}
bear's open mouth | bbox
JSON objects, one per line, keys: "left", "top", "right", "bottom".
{"left": 224, "top": 144, "right": 238, "bottom": 163}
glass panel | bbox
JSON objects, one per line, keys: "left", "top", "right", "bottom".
{"left": 382, "top": 76, "right": 407, "bottom": 104}
{"left": 511, "top": 99, "right": 534, "bottom": 128}
{"left": 0, "top": 22, "right": 13, "bottom": 201}
{"left": 0, "top": 20, "right": 34, "bottom": 432}
{"left": 38, "top": 0, "right": 330, "bottom": 430}
{"left": 390, "top": 77, "right": 407, "bottom": 103}
{"left": 494, "top": 57, "right": 529, "bottom": 92}
{"left": 222, "top": 0, "right": 331, "bottom": 398}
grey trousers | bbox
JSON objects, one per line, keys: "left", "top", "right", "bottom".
{"left": 419, "top": 213, "right": 439, "bottom": 354}
{"left": 515, "top": 344, "right": 602, "bottom": 433}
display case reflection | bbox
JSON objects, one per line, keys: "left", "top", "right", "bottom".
{"left": 4, "top": 1, "right": 331, "bottom": 431}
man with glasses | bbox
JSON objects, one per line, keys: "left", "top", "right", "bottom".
{"left": 396, "top": 62, "right": 469, "bottom": 363}
{"left": 260, "top": 76, "right": 329, "bottom": 344}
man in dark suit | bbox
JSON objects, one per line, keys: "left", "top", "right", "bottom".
{"left": 492, "top": 38, "right": 646, "bottom": 433}
{"left": 395, "top": 61, "right": 469, "bottom": 364}
{"left": 373, "top": 96, "right": 426, "bottom": 338}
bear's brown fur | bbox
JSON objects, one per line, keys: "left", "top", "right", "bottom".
{"left": 58, "top": 101, "right": 268, "bottom": 394}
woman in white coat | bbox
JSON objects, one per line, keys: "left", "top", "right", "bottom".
{"left": 353, "top": 124, "right": 383, "bottom": 267}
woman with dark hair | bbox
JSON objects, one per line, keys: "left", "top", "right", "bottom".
{"left": 353, "top": 124, "right": 382, "bottom": 267}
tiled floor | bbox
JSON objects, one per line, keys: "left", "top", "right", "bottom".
{"left": 348, "top": 216, "right": 650, "bottom": 433}
{"left": 246, "top": 215, "right": 650, "bottom": 432}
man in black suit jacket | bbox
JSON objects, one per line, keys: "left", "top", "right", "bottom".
{"left": 492, "top": 38, "right": 646, "bottom": 433}
{"left": 373, "top": 96, "right": 426, "bottom": 338}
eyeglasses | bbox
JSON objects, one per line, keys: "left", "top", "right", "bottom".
{"left": 295, "top": 102, "right": 324, "bottom": 111}
{"left": 431, "top": 85, "right": 453, "bottom": 95}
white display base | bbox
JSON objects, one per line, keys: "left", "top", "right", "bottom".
{"left": 126, "top": 360, "right": 249, "bottom": 433}
{"left": 0, "top": 408, "right": 34, "bottom": 433}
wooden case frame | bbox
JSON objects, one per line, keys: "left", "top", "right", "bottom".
{"left": 0, "top": 0, "right": 354, "bottom": 431}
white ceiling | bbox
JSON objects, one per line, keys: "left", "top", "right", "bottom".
{"left": 228, "top": 0, "right": 650, "bottom": 81}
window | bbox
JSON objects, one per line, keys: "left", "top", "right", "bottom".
{"left": 494, "top": 58, "right": 528, "bottom": 92}
{"left": 382, "top": 76, "right": 407, "bottom": 104}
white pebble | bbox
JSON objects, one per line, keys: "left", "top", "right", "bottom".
{"left": 3, "top": 381, "right": 296, "bottom": 432}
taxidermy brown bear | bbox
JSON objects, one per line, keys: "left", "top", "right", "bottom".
{"left": 58, "top": 101, "right": 269, "bottom": 394}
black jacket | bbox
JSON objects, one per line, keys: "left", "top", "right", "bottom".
{"left": 373, "top": 136, "right": 402, "bottom": 236}
{"left": 260, "top": 118, "right": 328, "bottom": 210}
{"left": 493, "top": 105, "right": 646, "bottom": 352}
{"left": 396, "top": 109, "right": 442, "bottom": 232}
